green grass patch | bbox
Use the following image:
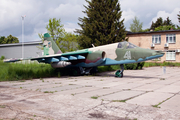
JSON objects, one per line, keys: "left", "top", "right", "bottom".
{"left": 144, "top": 61, "right": 180, "bottom": 67}
{"left": 44, "top": 91, "right": 54, "bottom": 93}
{"left": 152, "top": 104, "right": 161, "bottom": 108}
{"left": 0, "top": 105, "right": 6, "bottom": 108}
{"left": 111, "top": 100, "right": 126, "bottom": 102}
{"left": 0, "top": 60, "right": 59, "bottom": 81}
{"left": 91, "top": 96, "right": 98, "bottom": 99}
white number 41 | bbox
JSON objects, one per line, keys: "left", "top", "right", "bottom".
{"left": 124, "top": 51, "right": 131, "bottom": 59}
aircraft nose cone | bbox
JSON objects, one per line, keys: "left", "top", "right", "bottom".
{"left": 152, "top": 50, "right": 165, "bottom": 56}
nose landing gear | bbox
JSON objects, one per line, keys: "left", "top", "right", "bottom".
{"left": 115, "top": 64, "right": 124, "bottom": 78}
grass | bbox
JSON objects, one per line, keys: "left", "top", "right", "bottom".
{"left": 0, "top": 60, "right": 58, "bottom": 81}
{"left": 152, "top": 104, "right": 161, "bottom": 108}
{"left": 44, "top": 91, "right": 54, "bottom": 93}
{"left": 91, "top": 96, "right": 98, "bottom": 99}
{"left": 152, "top": 97, "right": 172, "bottom": 108}
{"left": 0, "top": 105, "right": 6, "bottom": 108}
{"left": 1, "top": 60, "right": 180, "bottom": 82}
{"left": 160, "top": 78, "right": 165, "bottom": 80}
{"left": 111, "top": 100, "right": 126, "bottom": 102}
{"left": 144, "top": 61, "right": 180, "bottom": 67}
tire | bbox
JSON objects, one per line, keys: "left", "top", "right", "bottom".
{"left": 115, "top": 70, "right": 123, "bottom": 78}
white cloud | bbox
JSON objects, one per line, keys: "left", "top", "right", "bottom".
{"left": 122, "top": 9, "right": 136, "bottom": 23}
{"left": 151, "top": 8, "right": 180, "bottom": 25}
{"left": 64, "top": 22, "right": 80, "bottom": 33}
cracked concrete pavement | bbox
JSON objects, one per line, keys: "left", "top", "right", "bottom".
{"left": 1, "top": 67, "right": 180, "bottom": 119}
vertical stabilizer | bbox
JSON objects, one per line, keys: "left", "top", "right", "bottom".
{"left": 43, "top": 33, "right": 62, "bottom": 55}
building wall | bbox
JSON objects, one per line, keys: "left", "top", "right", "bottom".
{"left": 0, "top": 42, "right": 43, "bottom": 59}
{"left": 127, "top": 30, "right": 180, "bottom": 62}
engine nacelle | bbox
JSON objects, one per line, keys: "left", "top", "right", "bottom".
{"left": 51, "top": 61, "right": 71, "bottom": 68}
{"left": 84, "top": 51, "right": 106, "bottom": 67}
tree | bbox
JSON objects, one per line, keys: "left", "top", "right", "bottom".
{"left": 39, "top": 18, "right": 79, "bottom": 52}
{"left": 150, "top": 17, "right": 175, "bottom": 30}
{"left": 178, "top": 12, "right": 180, "bottom": 23}
{"left": 154, "top": 25, "right": 176, "bottom": 31}
{"left": 46, "top": 18, "right": 65, "bottom": 45}
{"left": 0, "top": 35, "right": 19, "bottom": 44}
{"left": 129, "top": 16, "right": 143, "bottom": 32}
{"left": 163, "top": 17, "right": 174, "bottom": 26}
{"left": 0, "top": 36, "right": 6, "bottom": 44}
{"left": 76, "top": 0, "right": 127, "bottom": 48}
{"left": 60, "top": 32, "right": 79, "bottom": 52}
{"left": 177, "top": 11, "right": 180, "bottom": 29}
{"left": 150, "top": 17, "right": 163, "bottom": 30}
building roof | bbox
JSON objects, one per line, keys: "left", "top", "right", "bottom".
{"left": 127, "top": 29, "right": 180, "bottom": 35}
{"left": 0, "top": 41, "right": 42, "bottom": 47}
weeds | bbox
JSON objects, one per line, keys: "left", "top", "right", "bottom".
{"left": 91, "top": 96, "right": 98, "bottom": 99}
{"left": 44, "top": 91, "right": 54, "bottom": 93}
{"left": 0, "top": 60, "right": 58, "bottom": 81}
{"left": 144, "top": 61, "right": 180, "bottom": 67}
{"left": 112, "top": 100, "right": 126, "bottom": 102}
{"left": 0, "top": 105, "right": 6, "bottom": 108}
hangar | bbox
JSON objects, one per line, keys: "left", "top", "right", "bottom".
{"left": 0, "top": 41, "right": 43, "bottom": 59}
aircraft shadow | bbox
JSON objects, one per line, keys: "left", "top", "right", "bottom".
{"left": 96, "top": 74, "right": 158, "bottom": 79}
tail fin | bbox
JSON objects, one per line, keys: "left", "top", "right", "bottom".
{"left": 43, "top": 33, "right": 62, "bottom": 55}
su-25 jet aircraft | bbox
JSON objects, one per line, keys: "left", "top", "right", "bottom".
{"left": 4, "top": 33, "right": 164, "bottom": 77}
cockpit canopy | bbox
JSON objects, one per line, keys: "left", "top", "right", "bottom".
{"left": 117, "top": 41, "right": 138, "bottom": 49}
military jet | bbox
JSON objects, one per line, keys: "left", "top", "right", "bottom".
{"left": 4, "top": 33, "right": 164, "bottom": 77}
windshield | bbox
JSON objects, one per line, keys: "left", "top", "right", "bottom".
{"left": 126, "top": 42, "right": 137, "bottom": 49}
{"left": 117, "top": 41, "right": 137, "bottom": 49}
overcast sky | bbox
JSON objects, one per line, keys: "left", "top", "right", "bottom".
{"left": 0, "top": 0, "right": 180, "bottom": 42}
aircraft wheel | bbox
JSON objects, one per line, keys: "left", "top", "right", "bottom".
{"left": 115, "top": 70, "right": 123, "bottom": 78}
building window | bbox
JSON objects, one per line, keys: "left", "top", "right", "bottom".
{"left": 166, "top": 34, "right": 176, "bottom": 43}
{"left": 152, "top": 35, "right": 161, "bottom": 44}
{"left": 166, "top": 51, "right": 176, "bottom": 61}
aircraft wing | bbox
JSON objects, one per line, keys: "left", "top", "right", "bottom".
{"left": 3, "top": 58, "right": 23, "bottom": 63}
{"left": 30, "top": 49, "right": 91, "bottom": 63}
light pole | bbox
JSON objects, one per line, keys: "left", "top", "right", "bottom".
{"left": 21, "top": 15, "right": 26, "bottom": 59}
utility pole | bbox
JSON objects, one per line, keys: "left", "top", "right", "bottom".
{"left": 21, "top": 15, "right": 26, "bottom": 59}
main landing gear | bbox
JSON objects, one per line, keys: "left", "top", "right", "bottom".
{"left": 115, "top": 64, "right": 124, "bottom": 78}
{"left": 70, "top": 67, "right": 95, "bottom": 76}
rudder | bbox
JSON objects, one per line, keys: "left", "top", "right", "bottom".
{"left": 43, "top": 33, "right": 62, "bottom": 55}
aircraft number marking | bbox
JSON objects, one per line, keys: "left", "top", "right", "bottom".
{"left": 124, "top": 51, "right": 131, "bottom": 59}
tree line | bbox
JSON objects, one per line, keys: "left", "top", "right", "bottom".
{"left": 0, "top": 35, "right": 19, "bottom": 44}
{"left": 130, "top": 14, "right": 180, "bottom": 32}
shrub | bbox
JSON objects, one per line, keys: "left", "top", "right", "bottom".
{"left": 144, "top": 62, "right": 180, "bottom": 67}
{"left": 0, "top": 56, "right": 5, "bottom": 60}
